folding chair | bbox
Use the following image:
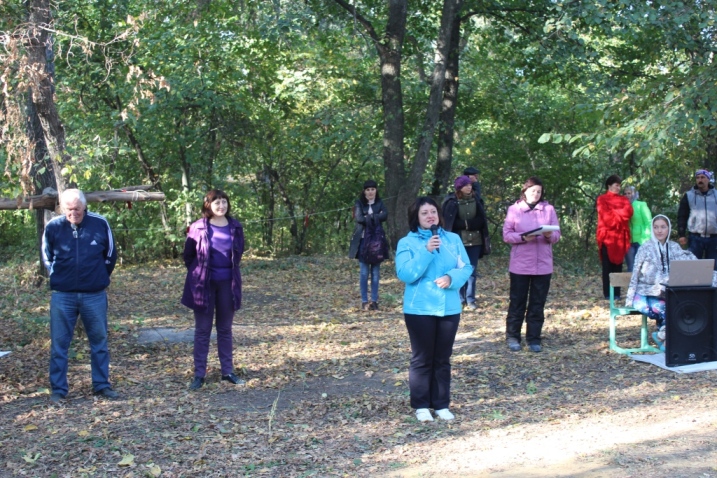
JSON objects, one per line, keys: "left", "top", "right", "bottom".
{"left": 608, "top": 272, "right": 661, "bottom": 354}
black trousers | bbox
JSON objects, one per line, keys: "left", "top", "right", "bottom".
{"left": 506, "top": 272, "right": 552, "bottom": 345}
{"left": 601, "top": 245, "right": 623, "bottom": 298}
{"left": 404, "top": 313, "right": 460, "bottom": 410}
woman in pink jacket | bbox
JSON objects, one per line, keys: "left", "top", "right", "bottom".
{"left": 502, "top": 177, "right": 561, "bottom": 352}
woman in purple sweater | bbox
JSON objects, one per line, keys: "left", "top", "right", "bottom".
{"left": 502, "top": 177, "right": 561, "bottom": 352}
{"left": 182, "top": 190, "right": 245, "bottom": 389}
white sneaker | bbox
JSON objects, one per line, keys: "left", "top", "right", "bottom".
{"left": 415, "top": 408, "right": 434, "bottom": 422}
{"left": 435, "top": 408, "right": 455, "bottom": 420}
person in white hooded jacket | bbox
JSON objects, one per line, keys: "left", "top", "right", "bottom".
{"left": 625, "top": 215, "right": 696, "bottom": 336}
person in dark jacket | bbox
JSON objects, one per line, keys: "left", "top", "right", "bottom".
{"left": 348, "top": 180, "right": 388, "bottom": 310}
{"left": 182, "top": 190, "right": 245, "bottom": 390}
{"left": 42, "top": 189, "right": 118, "bottom": 404}
{"left": 677, "top": 169, "right": 717, "bottom": 270}
{"left": 442, "top": 176, "right": 490, "bottom": 311}
{"left": 463, "top": 166, "right": 483, "bottom": 206}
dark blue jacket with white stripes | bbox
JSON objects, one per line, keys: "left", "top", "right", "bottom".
{"left": 42, "top": 211, "right": 117, "bottom": 292}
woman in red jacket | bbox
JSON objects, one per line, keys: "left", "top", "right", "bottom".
{"left": 596, "top": 175, "right": 633, "bottom": 300}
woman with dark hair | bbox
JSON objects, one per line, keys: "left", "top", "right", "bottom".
{"left": 182, "top": 190, "right": 245, "bottom": 390}
{"left": 502, "top": 177, "right": 561, "bottom": 352}
{"left": 348, "top": 180, "right": 388, "bottom": 310}
{"left": 395, "top": 197, "right": 472, "bottom": 422}
{"left": 597, "top": 175, "right": 633, "bottom": 299}
{"left": 442, "top": 175, "right": 490, "bottom": 311}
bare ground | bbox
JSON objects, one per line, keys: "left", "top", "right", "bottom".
{"left": 1, "top": 255, "right": 717, "bottom": 477}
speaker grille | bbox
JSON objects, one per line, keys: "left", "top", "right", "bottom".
{"left": 671, "top": 300, "right": 710, "bottom": 336}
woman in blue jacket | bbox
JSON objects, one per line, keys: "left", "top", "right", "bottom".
{"left": 395, "top": 197, "right": 473, "bottom": 422}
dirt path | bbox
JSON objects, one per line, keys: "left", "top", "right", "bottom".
{"left": 385, "top": 403, "right": 717, "bottom": 477}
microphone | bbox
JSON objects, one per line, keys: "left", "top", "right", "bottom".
{"left": 430, "top": 225, "right": 440, "bottom": 253}
{"left": 71, "top": 223, "right": 78, "bottom": 239}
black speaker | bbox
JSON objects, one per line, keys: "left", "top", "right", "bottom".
{"left": 665, "top": 286, "right": 715, "bottom": 367}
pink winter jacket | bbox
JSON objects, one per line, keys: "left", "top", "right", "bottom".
{"left": 503, "top": 200, "right": 561, "bottom": 275}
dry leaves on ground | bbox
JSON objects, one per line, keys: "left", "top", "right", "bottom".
{"left": 1, "top": 255, "right": 716, "bottom": 477}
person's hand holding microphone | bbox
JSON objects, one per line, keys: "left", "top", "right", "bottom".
{"left": 428, "top": 225, "right": 452, "bottom": 289}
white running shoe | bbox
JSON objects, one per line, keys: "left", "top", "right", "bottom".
{"left": 415, "top": 408, "right": 434, "bottom": 422}
{"left": 435, "top": 408, "right": 455, "bottom": 420}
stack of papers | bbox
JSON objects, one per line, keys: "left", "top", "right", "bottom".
{"left": 524, "top": 225, "right": 560, "bottom": 236}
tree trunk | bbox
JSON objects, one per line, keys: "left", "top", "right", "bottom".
{"left": 259, "top": 164, "right": 275, "bottom": 250}
{"left": 328, "top": 0, "right": 460, "bottom": 246}
{"left": 395, "top": 0, "right": 462, "bottom": 238}
{"left": 27, "top": 90, "right": 57, "bottom": 277}
{"left": 26, "top": 0, "right": 66, "bottom": 278}
{"left": 179, "top": 144, "right": 193, "bottom": 228}
{"left": 0, "top": 190, "right": 165, "bottom": 210}
{"left": 432, "top": 14, "right": 462, "bottom": 197}
{"left": 27, "top": 0, "right": 71, "bottom": 196}
{"left": 377, "top": 0, "right": 409, "bottom": 249}
{"left": 705, "top": 128, "right": 717, "bottom": 173}
{"left": 122, "top": 120, "right": 171, "bottom": 231}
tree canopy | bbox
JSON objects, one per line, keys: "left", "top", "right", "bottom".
{"left": 0, "top": 0, "right": 715, "bottom": 260}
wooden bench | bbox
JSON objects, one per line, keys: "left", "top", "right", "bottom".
{"left": 608, "top": 272, "right": 661, "bottom": 355}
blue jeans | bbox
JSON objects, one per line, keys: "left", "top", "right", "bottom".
{"left": 625, "top": 242, "right": 640, "bottom": 272}
{"left": 50, "top": 290, "right": 111, "bottom": 396}
{"left": 688, "top": 234, "right": 717, "bottom": 270}
{"left": 460, "top": 245, "right": 482, "bottom": 305}
{"left": 359, "top": 260, "right": 380, "bottom": 303}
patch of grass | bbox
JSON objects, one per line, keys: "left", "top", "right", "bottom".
{"left": 380, "top": 291, "right": 400, "bottom": 307}
{"left": 487, "top": 410, "right": 506, "bottom": 421}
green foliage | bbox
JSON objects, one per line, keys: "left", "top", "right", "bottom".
{"left": 1, "top": 0, "right": 715, "bottom": 263}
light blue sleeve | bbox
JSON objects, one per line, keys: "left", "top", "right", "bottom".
{"left": 395, "top": 236, "right": 435, "bottom": 285}
{"left": 444, "top": 236, "right": 473, "bottom": 290}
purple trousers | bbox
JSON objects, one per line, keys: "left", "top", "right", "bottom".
{"left": 193, "top": 279, "right": 235, "bottom": 377}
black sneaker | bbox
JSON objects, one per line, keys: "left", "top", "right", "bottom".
{"left": 94, "top": 388, "right": 119, "bottom": 399}
{"left": 221, "top": 373, "right": 246, "bottom": 385}
{"left": 189, "top": 377, "right": 205, "bottom": 390}
{"left": 369, "top": 302, "right": 379, "bottom": 311}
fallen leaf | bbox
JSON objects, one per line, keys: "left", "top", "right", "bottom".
{"left": 146, "top": 464, "right": 161, "bottom": 476}
{"left": 118, "top": 454, "right": 135, "bottom": 467}
{"left": 23, "top": 424, "right": 37, "bottom": 432}
{"left": 22, "top": 453, "right": 40, "bottom": 464}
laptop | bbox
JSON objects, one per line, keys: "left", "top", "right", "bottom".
{"left": 667, "top": 259, "right": 715, "bottom": 287}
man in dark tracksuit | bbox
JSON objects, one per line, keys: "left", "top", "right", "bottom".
{"left": 42, "top": 189, "right": 118, "bottom": 403}
{"left": 677, "top": 169, "right": 717, "bottom": 270}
